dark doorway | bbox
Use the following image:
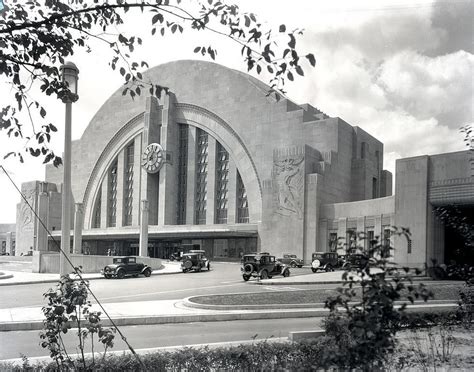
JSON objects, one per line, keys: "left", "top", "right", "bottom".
{"left": 439, "top": 205, "right": 474, "bottom": 266}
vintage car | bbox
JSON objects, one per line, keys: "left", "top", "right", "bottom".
{"left": 342, "top": 254, "right": 374, "bottom": 270}
{"left": 241, "top": 253, "right": 290, "bottom": 281}
{"left": 277, "top": 254, "right": 304, "bottom": 268}
{"left": 101, "top": 256, "right": 152, "bottom": 279}
{"left": 311, "top": 252, "right": 340, "bottom": 273}
{"left": 181, "top": 250, "right": 211, "bottom": 273}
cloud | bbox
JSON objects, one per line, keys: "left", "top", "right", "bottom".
{"left": 377, "top": 50, "right": 473, "bottom": 128}
{"left": 429, "top": 0, "right": 474, "bottom": 56}
{"left": 309, "top": 8, "right": 443, "bottom": 62}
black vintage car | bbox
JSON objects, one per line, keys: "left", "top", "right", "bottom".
{"left": 181, "top": 250, "right": 211, "bottom": 273}
{"left": 101, "top": 256, "right": 152, "bottom": 279}
{"left": 311, "top": 252, "right": 341, "bottom": 273}
{"left": 277, "top": 254, "right": 304, "bottom": 268}
{"left": 241, "top": 253, "right": 290, "bottom": 281}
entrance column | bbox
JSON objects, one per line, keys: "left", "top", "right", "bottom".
{"left": 139, "top": 199, "right": 149, "bottom": 257}
{"left": 73, "top": 203, "right": 83, "bottom": 254}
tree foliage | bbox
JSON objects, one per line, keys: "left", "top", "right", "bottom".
{"left": 0, "top": 0, "right": 315, "bottom": 165}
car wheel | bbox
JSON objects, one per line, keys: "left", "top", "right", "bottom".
{"left": 311, "top": 268, "right": 317, "bottom": 273}
{"left": 104, "top": 273, "right": 112, "bottom": 279}
{"left": 283, "top": 269, "right": 290, "bottom": 277}
{"left": 243, "top": 275, "right": 250, "bottom": 281}
{"left": 268, "top": 275, "right": 273, "bottom": 279}
{"left": 290, "top": 262, "right": 297, "bottom": 268}
{"left": 143, "top": 268, "right": 151, "bottom": 277}
{"left": 207, "top": 262, "right": 211, "bottom": 271}
{"left": 325, "top": 265, "right": 333, "bottom": 272}
{"left": 182, "top": 269, "right": 188, "bottom": 273}
{"left": 260, "top": 270, "right": 269, "bottom": 279}
{"left": 116, "top": 270, "right": 125, "bottom": 279}
{"left": 196, "top": 264, "right": 202, "bottom": 273}
{"left": 244, "top": 263, "right": 254, "bottom": 274}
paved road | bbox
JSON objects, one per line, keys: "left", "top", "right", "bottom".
{"left": 1, "top": 263, "right": 336, "bottom": 309}
{"left": 0, "top": 317, "right": 323, "bottom": 360}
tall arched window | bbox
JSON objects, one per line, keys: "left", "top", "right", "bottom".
{"left": 92, "top": 184, "right": 102, "bottom": 228}
{"left": 237, "top": 171, "right": 249, "bottom": 223}
{"left": 215, "top": 142, "right": 229, "bottom": 224}
{"left": 123, "top": 142, "right": 134, "bottom": 226}
{"left": 107, "top": 160, "right": 118, "bottom": 227}
{"left": 195, "top": 128, "right": 208, "bottom": 224}
{"left": 177, "top": 124, "right": 189, "bottom": 224}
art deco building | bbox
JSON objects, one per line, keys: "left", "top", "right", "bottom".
{"left": 15, "top": 60, "right": 473, "bottom": 269}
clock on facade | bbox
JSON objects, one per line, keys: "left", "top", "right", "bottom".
{"left": 141, "top": 143, "right": 164, "bottom": 174}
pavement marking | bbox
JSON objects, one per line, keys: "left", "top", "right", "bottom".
{"left": 263, "top": 286, "right": 303, "bottom": 292}
{"left": 97, "top": 282, "right": 245, "bottom": 302}
{"left": 220, "top": 280, "right": 243, "bottom": 284}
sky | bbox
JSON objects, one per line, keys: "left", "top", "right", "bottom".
{"left": 0, "top": 0, "right": 472, "bottom": 223}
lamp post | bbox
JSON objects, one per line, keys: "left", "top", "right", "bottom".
{"left": 59, "top": 62, "right": 79, "bottom": 277}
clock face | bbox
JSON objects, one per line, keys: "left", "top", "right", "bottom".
{"left": 141, "top": 143, "right": 164, "bottom": 174}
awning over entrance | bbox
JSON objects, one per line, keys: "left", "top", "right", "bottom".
{"left": 51, "top": 224, "right": 259, "bottom": 241}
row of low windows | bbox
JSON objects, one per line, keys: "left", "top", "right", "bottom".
{"left": 91, "top": 126, "right": 249, "bottom": 228}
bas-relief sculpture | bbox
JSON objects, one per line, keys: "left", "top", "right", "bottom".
{"left": 272, "top": 155, "right": 304, "bottom": 219}
{"left": 20, "top": 189, "right": 35, "bottom": 227}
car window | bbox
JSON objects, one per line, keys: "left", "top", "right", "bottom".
{"left": 113, "top": 258, "right": 123, "bottom": 264}
{"left": 128, "top": 257, "right": 136, "bottom": 263}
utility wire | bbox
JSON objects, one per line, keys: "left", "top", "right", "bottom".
{"left": 0, "top": 165, "right": 146, "bottom": 370}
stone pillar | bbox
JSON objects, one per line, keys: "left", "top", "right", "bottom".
{"left": 319, "top": 219, "right": 328, "bottom": 252}
{"left": 141, "top": 96, "right": 161, "bottom": 225}
{"left": 357, "top": 216, "right": 366, "bottom": 251}
{"left": 115, "top": 148, "right": 125, "bottom": 227}
{"left": 158, "top": 93, "right": 178, "bottom": 225}
{"left": 337, "top": 218, "right": 348, "bottom": 255}
{"left": 304, "top": 174, "right": 319, "bottom": 262}
{"left": 36, "top": 182, "right": 49, "bottom": 252}
{"left": 132, "top": 135, "right": 142, "bottom": 226}
{"left": 6, "top": 232, "right": 14, "bottom": 256}
{"left": 100, "top": 173, "right": 109, "bottom": 228}
{"left": 206, "top": 137, "right": 217, "bottom": 224}
{"left": 185, "top": 126, "right": 197, "bottom": 224}
{"left": 227, "top": 161, "right": 237, "bottom": 224}
{"left": 73, "top": 203, "right": 83, "bottom": 254}
{"left": 139, "top": 199, "right": 149, "bottom": 257}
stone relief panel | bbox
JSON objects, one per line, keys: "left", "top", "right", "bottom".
{"left": 272, "top": 155, "right": 304, "bottom": 219}
{"left": 20, "top": 189, "right": 35, "bottom": 227}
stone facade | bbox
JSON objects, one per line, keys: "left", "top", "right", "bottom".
{"left": 0, "top": 224, "right": 16, "bottom": 255}
{"left": 12, "top": 60, "right": 473, "bottom": 269}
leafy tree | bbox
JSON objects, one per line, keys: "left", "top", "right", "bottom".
{"left": 0, "top": 0, "right": 315, "bottom": 166}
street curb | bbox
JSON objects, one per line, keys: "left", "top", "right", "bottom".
{"left": 0, "top": 309, "right": 329, "bottom": 332}
{"left": 0, "top": 273, "right": 13, "bottom": 280}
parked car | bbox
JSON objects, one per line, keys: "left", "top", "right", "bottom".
{"left": 169, "top": 252, "right": 183, "bottom": 261}
{"left": 101, "top": 256, "right": 152, "bottom": 279}
{"left": 241, "top": 253, "right": 290, "bottom": 281}
{"left": 311, "top": 252, "right": 340, "bottom": 273}
{"left": 342, "top": 253, "right": 374, "bottom": 270}
{"left": 277, "top": 254, "right": 304, "bottom": 268}
{"left": 181, "top": 250, "right": 211, "bottom": 273}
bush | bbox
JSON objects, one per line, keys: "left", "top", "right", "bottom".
{"left": 0, "top": 340, "right": 331, "bottom": 371}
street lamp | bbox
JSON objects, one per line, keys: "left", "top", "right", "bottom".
{"left": 59, "top": 62, "right": 79, "bottom": 277}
